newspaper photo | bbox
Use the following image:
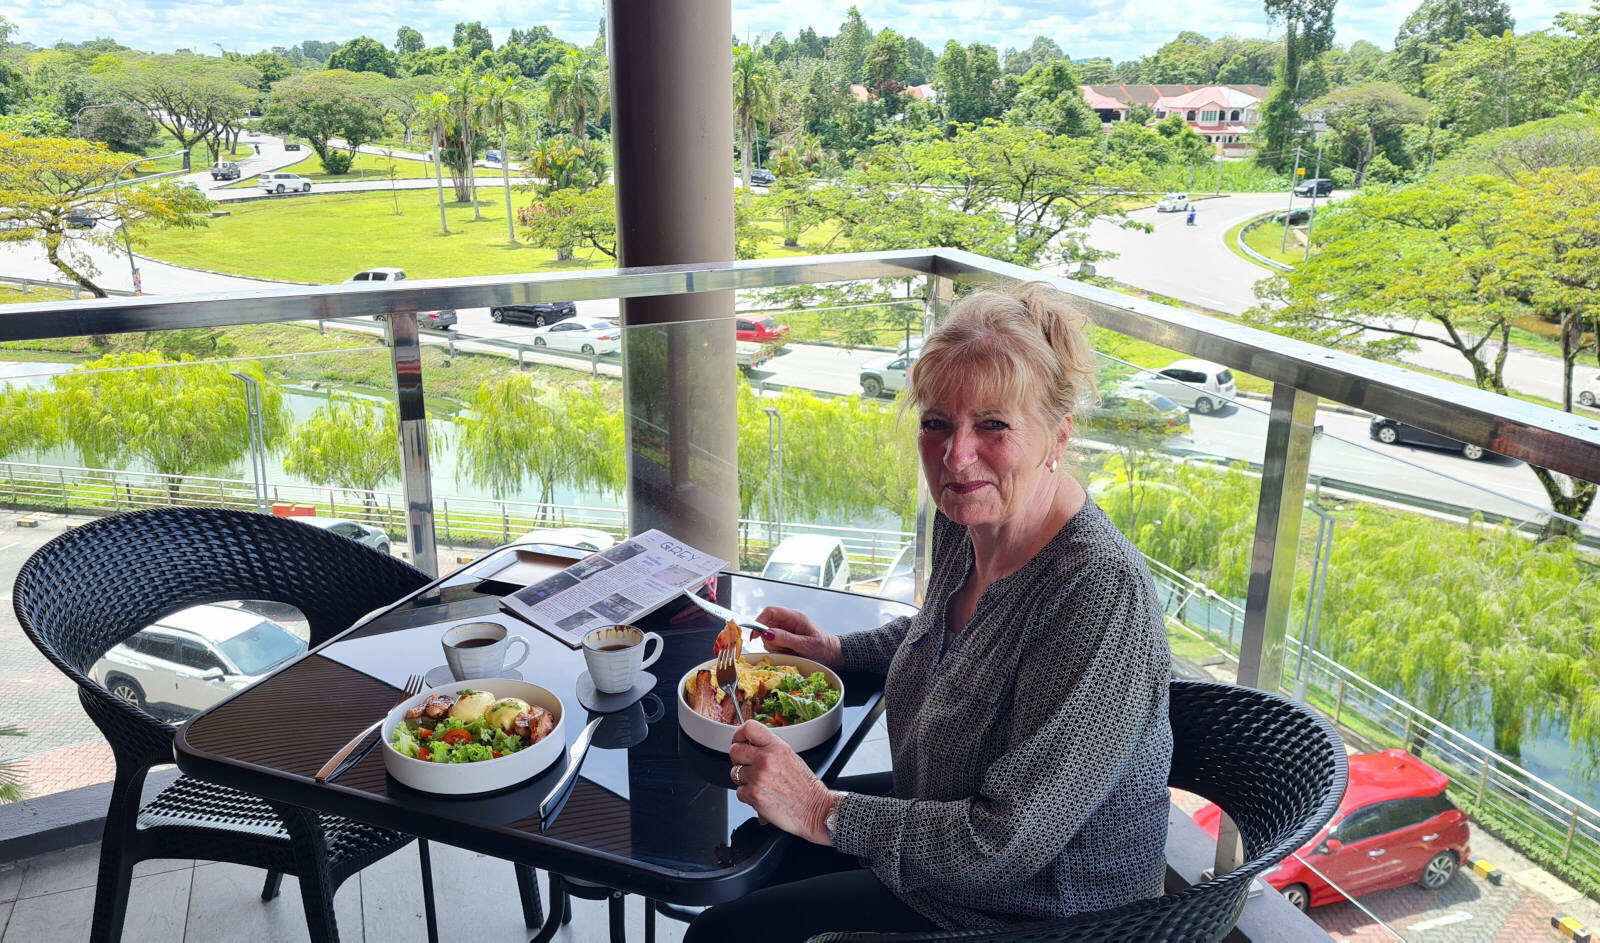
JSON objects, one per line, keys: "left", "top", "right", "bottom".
{"left": 500, "top": 529, "right": 727, "bottom": 647}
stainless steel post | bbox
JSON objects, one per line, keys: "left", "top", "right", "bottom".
{"left": 385, "top": 312, "right": 438, "bottom": 576}
{"left": 913, "top": 274, "right": 955, "bottom": 602}
{"left": 1237, "top": 383, "right": 1316, "bottom": 691}
{"left": 609, "top": 0, "right": 738, "bottom": 560}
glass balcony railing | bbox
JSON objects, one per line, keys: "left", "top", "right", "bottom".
{"left": 3, "top": 249, "right": 1600, "bottom": 939}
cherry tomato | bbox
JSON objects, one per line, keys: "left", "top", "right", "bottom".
{"left": 418, "top": 748, "right": 432, "bottom": 762}
{"left": 417, "top": 728, "right": 433, "bottom": 739}
{"left": 439, "top": 728, "right": 472, "bottom": 745}
{"left": 492, "top": 751, "right": 501, "bottom": 758}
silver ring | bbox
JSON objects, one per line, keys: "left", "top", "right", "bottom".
{"left": 730, "top": 764, "right": 744, "bottom": 786}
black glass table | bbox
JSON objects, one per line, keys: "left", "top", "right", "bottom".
{"left": 174, "top": 544, "right": 916, "bottom": 935}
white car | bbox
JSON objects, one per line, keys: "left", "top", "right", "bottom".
{"left": 89, "top": 604, "right": 306, "bottom": 718}
{"left": 526, "top": 318, "right": 622, "bottom": 356}
{"left": 347, "top": 267, "right": 406, "bottom": 282}
{"left": 514, "top": 527, "right": 616, "bottom": 553}
{"left": 1156, "top": 192, "right": 1192, "bottom": 212}
{"left": 1128, "top": 359, "right": 1237, "bottom": 414}
{"left": 260, "top": 172, "right": 312, "bottom": 194}
{"left": 860, "top": 353, "right": 914, "bottom": 398}
{"left": 1579, "top": 374, "right": 1600, "bottom": 408}
{"left": 761, "top": 535, "right": 852, "bottom": 590}
{"left": 293, "top": 517, "right": 391, "bottom": 554}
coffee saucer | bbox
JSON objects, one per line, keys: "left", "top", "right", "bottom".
{"left": 576, "top": 671, "right": 656, "bottom": 713}
{"left": 425, "top": 664, "right": 523, "bottom": 688}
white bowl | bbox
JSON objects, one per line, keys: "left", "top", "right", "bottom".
{"left": 676, "top": 655, "right": 844, "bottom": 753}
{"left": 381, "top": 677, "right": 565, "bottom": 795}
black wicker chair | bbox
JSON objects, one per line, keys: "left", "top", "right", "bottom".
{"left": 807, "top": 679, "right": 1348, "bottom": 943}
{"left": 10, "top": 507, "right": 533, "bottom": 943}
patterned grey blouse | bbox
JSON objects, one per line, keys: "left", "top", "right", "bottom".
{"left": 832, "top": 500, "right": 1173, "bottom": 930}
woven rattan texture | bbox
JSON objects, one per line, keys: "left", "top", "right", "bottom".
{"left": 11, "top": 507, "right": 434, "bottom": 942}
{"left": 807, "top": 680, "right": 1348, "bottom": 943}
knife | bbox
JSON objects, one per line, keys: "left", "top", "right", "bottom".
{"left": 538, "top": 716, "right": 603, "bottom": 823}
{"left": 681, "top": 591, "right": 769, "bottom": 647}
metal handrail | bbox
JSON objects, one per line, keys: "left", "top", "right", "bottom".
{"left": 3, "top": 249, "right": 1598, "bottom": 481}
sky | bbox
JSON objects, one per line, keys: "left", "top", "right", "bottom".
{"left": 3, "top": 0, "right": 1578, "bottom": 63}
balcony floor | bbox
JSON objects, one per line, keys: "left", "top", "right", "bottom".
{"left": 0, "top": 724, "right": 894, "bottom": 942}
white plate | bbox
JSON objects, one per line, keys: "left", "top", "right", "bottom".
{"left": 381, "top": 677, "right": 565, "bottom": 795}
{"left": 677, "top": 655, "right": 843, "bottom": 753}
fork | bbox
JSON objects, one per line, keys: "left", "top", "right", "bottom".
{"left": 316, "top": 672, "right": 426, "bottom": 782}
{"left": 715, "top": 647, "right": 745, "bottom": 725}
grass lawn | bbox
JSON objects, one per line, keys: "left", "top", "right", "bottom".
{"left": 0, "top": 285, "right": 77, "bottom": 305}
{"left": 1223, "top": 215, "right": 1312, "bottom": 270}
{"left": 224, "top": 151, "right": 505, "bottom": 188}
{"left": 1167, "top": 622, "right": 1225, "bottom": 663}
{"left": 130, "top": 129, "right": 251, "bottom": 178}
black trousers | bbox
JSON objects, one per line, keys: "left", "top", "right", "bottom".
{"left": 684, "top": 773, "right": 939, "bottom": 943}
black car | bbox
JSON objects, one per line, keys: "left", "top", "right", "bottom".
{"left": 283, "top": 139, "right": 302, "bottom": 151}
{"left": 66, "top": 210, "right": 95, "bottom": 229}
{"left": 490, "top": 301, "right": 578, "bottom": 327}
{"left": 1294, "top": 177, "right": 1335, "bottom": 198}
{"left": 748, "top": 168, "right": 776, "bottom": 186}
{"left": 1370, "top": 416, "right": 1489, "bottom": 461}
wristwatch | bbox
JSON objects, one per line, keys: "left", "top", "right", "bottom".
{"left": 824, "top": 791, "right": 846, "bottom": 844}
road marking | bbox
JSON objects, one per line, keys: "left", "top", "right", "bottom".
{"left": 0, "top": 541, "right": 19, "bottom": 553}
{"left": 1410, "top": 911, "right": 1473, "bottom": 931}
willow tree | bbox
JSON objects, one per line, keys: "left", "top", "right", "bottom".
{"left": 454, "top": 377, "right": 624, "bottom": 513}
{"left": 282, "top": 394, "right": 400, "bottom": 512}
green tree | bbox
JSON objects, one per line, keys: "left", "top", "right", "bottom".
{"left": 417, "top": 91, "right": 453, "bottom": 233}
{"left": 453, "top": 21, "right": 495, "bottom": 60}
{"left": 936, "top": 42, "right": 1005, "bottom": 124}
{"left": 518, "top": 184, "right": 618, "bottom": 259}
{"left": 733, "top": 45, "right": 777, "bottom": 206}
{"left": 445, "top": 70, "right": 484, "bottom": 218}
{"left": 78, "top": 103, "right": 162, "bottom": 154}
{"left": 50, "top": 353, "right": 287, "bottom": 500}
{"left": 1393, "top": 0, "right": 1515, "bottom": 91}
{"left": 282, "top": 395, "right": 399, "bottom": 511}
{"left": 327, "top": 36, "right": 397, "bottom": 77}
{"left": 1007, "top": 60, "right": 1099, "bottom": 137}
{"left": 477, "top": 75, "right": 533, "bottom": 242}
{"left": 259, "top": 71, "right": 385, "bottom": 174}
{"left": 0, "top": 133, "right": 211, "bottom": 298}
{"left": 108, "top": 54, "right": 260, "bottom": 170}
{"left": 828, "top": 6, "right": 872, "bottom": 84}
{"left": 1309, "top": 82, "right": 1428, "bottom": 183}
{"left": 541, "top": 50, "right": 606, "bottom": 142}
{"left": 1425, "top": 28, "right": 1592, "bottom": 137}
{"left": 864, "top": 29, "right": 908, "bottom": 97}
{"left": 396, "top": 27, "right": 426, "bottom": 56}
{"left": 0, "top": 386, "right": 55, "bottom": 461}
{"left": 454, "top": 377, "right": 624, "bottom": 509}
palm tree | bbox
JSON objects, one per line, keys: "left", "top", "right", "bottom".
{"left": 477, "top": 76, "right": 533, "bottom": 244}
{"left": 417, "top": 91, "right": 453, "bottom": 235}
{"left": 447, "top": 70, "right": 484, "bottom": 220}
{"left": 542, "top": 51, "right": 606, "bottom": 144}
{"left": 732, "top": 45, "right": 776, "bottom": 206}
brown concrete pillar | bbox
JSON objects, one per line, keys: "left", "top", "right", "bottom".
{"left": 608, "top": 0, "right": 739, "bottom": 562}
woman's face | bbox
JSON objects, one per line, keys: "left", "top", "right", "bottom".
{"left": 916, "top": 387, "right": 1067, "bottom": 531}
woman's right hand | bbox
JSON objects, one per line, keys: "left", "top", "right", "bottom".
{"left": 753, "top": 606, "right": 842, "bottom": 667}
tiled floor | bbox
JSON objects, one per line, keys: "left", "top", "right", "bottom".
{"left": 0, "top": 719, "right": 893, "bottom": 942}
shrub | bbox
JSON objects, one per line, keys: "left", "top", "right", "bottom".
{"left": 323, "top": 151, "right": 353, "bottom": 175}
{"left": 1330, "top": 166, "right": 1356, "bottom": 189}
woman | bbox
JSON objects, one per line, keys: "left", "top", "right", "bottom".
{"left": 687, "top": 283, "right": 1173, "bottom": 940}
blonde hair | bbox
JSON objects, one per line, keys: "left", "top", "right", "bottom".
{"left": 906, "top": 282, "right": 1098, "bottom": 437}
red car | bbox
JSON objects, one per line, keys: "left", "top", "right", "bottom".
{"left": 1192, "top": 750, "right": 1470, "bottom": 912}
{"left": 735, "top": 315, "right": 789, "bottom": 344}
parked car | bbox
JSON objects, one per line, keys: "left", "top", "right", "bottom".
{"left": 526, "top": 317, "right": 622, "bottom": 355}
{"left": 761, "top": 535, "right": 852, "bottom": 590}
{"left": 65, "top": 209, "right": 95, "bottom": 229}
{"left": 860, "top": 353, "right": 915, "bottom": 398}
{"left": 735, "top": 315, "right": 790, "bottom": 344}
{"left": 1370, "top": 416, "right": 1490, "bottom": 461}
{"left": 210, "top": 161, "right": 241, "bottom": 181}
{"left": 1128, "top": 359, "right": 1237, "bottom": 414}
{"left": 514, "top": 527, "right": 616, "bottom": 553}
{"left": 1294, "top": 177, "right": 1336, "bottom": 198}
{"left": 293, "top": 517, "right": 391, "bottom": 554}
{"left": 877, "top": 543, "right": 915, "bottom": 603}
{"left": 895, "top": 335, "right": 925, "bottom": 357}
{"left": 485, "top": 149, "right": 502, "bottom": 163}
{"left": 1192, "top": 750, "right": 1470, "bottom": 911}
{"left": 283, "top": 139, "right": 302, "bottom": 151}
{"left": 1156, "top": 192, "right": 1192, "bottom": 212}
{"left": 748, "top": 168, "right": 776, "bottom": 186}
{"left": 89, "top": 604, "right": 307, "bottom": 717}
{"left": 347, "top": 267, "right": 406, "bottom": 282}
{"left": 260, "top": 172, "right": 311, "bottom": 194}
{"left": 1089, "top": 388, "right": 1192, "bottom": 436}
{"left": 1578, "top": 373, "right": 1600, "bottom": 407}
{"left": 1273, "top": 208, "right": 1313, "bottom": 225}
{"left": 490, "top": 301, "right": 579, "bottom": 328}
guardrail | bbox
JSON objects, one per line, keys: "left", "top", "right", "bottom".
{"left": 1235, "top": 214, "right": 1293, "bottom": 272}
{"left": 0, "top": 275, "right": 134, "bottom": 298}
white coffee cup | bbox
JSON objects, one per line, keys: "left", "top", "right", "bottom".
{"left": 582, "top": 624, "right": 663, "bottom": 694}
{"left": 442, "top": 622, "right": 531, "bottom": 681}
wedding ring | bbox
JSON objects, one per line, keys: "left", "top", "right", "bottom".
{"left": 730, "top": 764, "right": 744, "bottom": 786}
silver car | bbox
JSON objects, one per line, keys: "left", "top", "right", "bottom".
{"left": 90, "top": 604, "right": 307, "bottom": 719}
{"left": 294, "top": 517, "right": 392, "bottom": 554}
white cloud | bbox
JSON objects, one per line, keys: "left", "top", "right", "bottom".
{"left": 7, "top": 0, "right": 1570, "bottom": 63}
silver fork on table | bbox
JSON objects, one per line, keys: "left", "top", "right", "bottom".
{"left": 316, "top": 672, "right": 426, "bottom": 782}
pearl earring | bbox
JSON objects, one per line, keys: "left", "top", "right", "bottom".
{"left": 1048, "top": 458, "right": 1059, "bottom": 473}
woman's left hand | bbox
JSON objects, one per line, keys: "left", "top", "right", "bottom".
{"left": 729, "top": 720, "right": 835, "bottom": 845}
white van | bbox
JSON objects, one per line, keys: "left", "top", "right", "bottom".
{"left": 761, "top": 535, "right": 852, "bottom": 590}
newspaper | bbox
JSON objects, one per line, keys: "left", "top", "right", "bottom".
{"left": 499, "top": 529, "right": 727, "bottom": 648}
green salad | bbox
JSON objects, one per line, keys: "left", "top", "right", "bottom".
{"left": 754, "top": 671, "right": 841, "bottom": 728}
{"left": 389, "top": 689, "right": 547, "bottom": 764}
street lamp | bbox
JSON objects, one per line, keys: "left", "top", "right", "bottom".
{"left": 108, "top": 148, "right": 187, "bottom": 296}
{"left": 73, "top": 103, "right": 116, "bottom": 139}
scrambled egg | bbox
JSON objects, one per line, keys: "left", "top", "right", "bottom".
{"left": 688, "top": 658, "right": 800, "bottom": 702}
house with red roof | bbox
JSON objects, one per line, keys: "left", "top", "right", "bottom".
{"left": 1081, "top": 84, "right": 1268, "bottom": 157}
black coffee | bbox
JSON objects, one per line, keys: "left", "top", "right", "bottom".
{"left": 451, "top": 637, "right": 498, "bottom": 649}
